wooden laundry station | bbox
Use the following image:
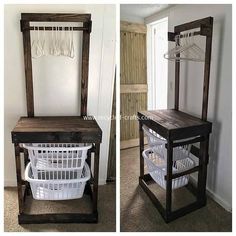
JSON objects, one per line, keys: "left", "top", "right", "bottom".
{"left": 11, "top": 13, "right": 102, "bottom": 224}
{"left": 138, "top": 16, "right": 214, "bottom": 223}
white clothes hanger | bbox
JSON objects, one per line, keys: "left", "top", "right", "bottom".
{"left": 31, "top": 26, "right": 43, "bottom": 58}
{"left": 164, "top": 31, "right": 205, "bottom": 62}
{"left": 33, "top": 25, "right": 76, "bottom": 58}
{"left": 41, "top": 26, "right": 46, "bottom": 56}
{"left": 55, "top": 26, "right": 60, "bottom": 56}
{"left": 69, "top": 27, "right": 75, "bottom": 58}
{"left": 49, "top": 27, "right": 54, "bottom": 55}
{"left": 60, "top": 27, "right": 66, "bottom": 56}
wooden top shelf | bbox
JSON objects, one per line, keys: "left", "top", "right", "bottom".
{"left": 12, "top": 116, "right": 102, "bottom": 143}
{"left": 138, "top": 109, "right": 212, "bottom": 140}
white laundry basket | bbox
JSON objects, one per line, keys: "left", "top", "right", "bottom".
{"left": 142, "top": 148, "right": 195, "bottom": 190}
{"left": 143, "top": 125, "right": 166, "bottom": 146}
{"left": 25, "top": 162, "right": 91, "bottom": 200}
{"left": 23, "top": 143, "right": 92, "bottom": 179}
{"left": 143, "top": 125, "right": 192, "bottom": 161}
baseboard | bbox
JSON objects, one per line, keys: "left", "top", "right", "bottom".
{"left": 205, "top": 187, "right": 232, "bottom": 212}
{"left": 4, "top": 179, "right": 16, "bottom": 187}
{"left": 98, "top": 178, "right": 107, "bottom": 185}
{"left": 190, "top": 177, "right": 232, "bottom": 212}
{"left": 121, "top": 137, "right": 148, "bottom": 150}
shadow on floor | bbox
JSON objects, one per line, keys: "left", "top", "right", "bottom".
{"left": 120, "top": 147, "right": 232, "bottom": 232}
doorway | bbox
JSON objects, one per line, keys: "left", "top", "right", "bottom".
{"left": 147, "top": 17, "right": 168, "bottom": 110}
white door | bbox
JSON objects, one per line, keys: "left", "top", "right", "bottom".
{"left": 147, "top": 17, "right": 168, "bottom": 110}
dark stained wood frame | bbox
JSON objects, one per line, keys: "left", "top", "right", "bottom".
{"left": 20, "top": 13, "right": 92, "bottom": 117}
{"left": 11, "top": 13, "right": 103, "bottom": 224}
{"left": 138, "top": 17, "right": 213, "bottom": 223}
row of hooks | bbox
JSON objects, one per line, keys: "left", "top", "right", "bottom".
{"left": 164, "top": 31, "right": 205, "bottom": 62}
{"left": 31, "top": 26, "right": 75, "bottom": 59}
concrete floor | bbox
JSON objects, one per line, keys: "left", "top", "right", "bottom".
{"left": 120, "top": 147, "right": 232, "bottom": 232}
{"left": 4, "top": 183, "right": 116, "bottom": 232}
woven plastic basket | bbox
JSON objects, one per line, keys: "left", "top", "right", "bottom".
{"left": 143, "top": 125, "right": 192, "bottom": 161}
{"left": 23, "top": 143, "right": 92, "bottom": 179}
{"left": 142, "top": 148, "right": 195, "bottom": 190}
{"left": 25, "top": 162, "right": 90, "bottom": 200}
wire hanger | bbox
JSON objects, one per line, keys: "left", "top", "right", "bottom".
{"left": 164, "top": 31, "right": 205, "bottom": 62}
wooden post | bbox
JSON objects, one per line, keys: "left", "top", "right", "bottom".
{"left": 166, "top": 140, "right": 173, "bottom": 216}
{"left": 21, "top": 20, "right": 34, "bottom": 117}
{"left": 93, "top": 143, "right": 100, "bottom": 214}
{"left": 174, "top": 32, "right": 180, "bottom": 110}
{"left": 81, "top": 21, "right": 91, "bottom": 116}
{"left": 87, "top": 148, "right": 91, "bottom": 168}
{"left": 23, "top": 147, "right": 29, "bottom": 168}
{"left": 197, "top": 135, "right": 209, "bottom": 204}
{"left": 139, "top": 122, "right": 144, "bottom": 177}
{"left": 14, "top": 143, "right": 24, "bottom": 214}
{"left": 23, "top": 148, "right": 31, "bottom": 196}
{"left": 201, "top": 20, "right": 213, "bottom": 120}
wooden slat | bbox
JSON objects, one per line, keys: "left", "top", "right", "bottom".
{"left": 120, "top": 24, "right": 147, "bottom": 148}
{"left": 121, "top": 21, "right": 146, "bottom": 34}
{"left": 137, "top": 110, "right": 212, "bottom": 140}
{"left": 21, "top": 13, "right": 91, "bottom": 22}
{"left": 121, "top": 93, "right": 147, "bottom": 141}
{"left": 164, "top": 166, "right": 200, "bottom": 180}
{"left": 138, "top": 110, "right": 211, "bottom": 130}
{"left": 120, "top": 84, "right": 147, "bottom": 93}
{"left": 172, "top": 136, "right": 205, "bottom": 147}
{"left": 21, "top": 26, "right": 88, "bottom": 32}
{"left": 12, "top": 116, "right": 101, "bottom": 132}
{"left": 11, "top": 116, "right": 102, "bottom": 143}
{"left": 18, "top": 213, "right": 98, "bottom": 224}
{"left": 120, "top": 31, "right": 147, "bottom": 84}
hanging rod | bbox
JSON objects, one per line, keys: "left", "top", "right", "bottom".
{"left": 168, "top": 23, "right": 212, "bottom": 42}
{"left": 20, "top": 19, "right": 92, "bottom": 33}
{"left": 168, "top": 31, "right": 201, "bottom": 42}
{"left": 22, "top": 26, "right": 87, "bottom": 31}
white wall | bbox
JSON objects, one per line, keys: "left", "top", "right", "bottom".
{"left": 120, "top": 5, "right": 144, "bottom": 24}
{"left": 145, "top": 4, "right": 232, "bottom": 210}
{"left": 4, "top": 4, "right": 116, "bottom": 185}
